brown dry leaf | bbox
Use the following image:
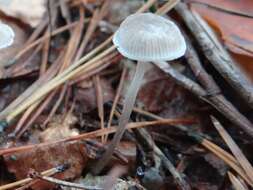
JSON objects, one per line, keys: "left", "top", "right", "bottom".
{"left": 75, "top": 77, "right": 114, "bottom": 113}
{"left": 39, "top": 113, "right": 79, "bottom": 143}
{"left": 230, "top": 53, "right": 253, "bottom": 82}
{"left": 186, "top": 0, "right": 253, "bottom": 81}
{"left": 187, "top": 0, "right": 253, "bottom": 56}
{"left": 3, "top": 141, "right": 88, "bottom": 190}
{"left": 136, "top": 64, "right": 199, "bottom": 117}
{"left": 187, "top": 0, "right": 253, "bottom": 17}
{"left": 0, "top": 0, "right": 46, "bottom": 27}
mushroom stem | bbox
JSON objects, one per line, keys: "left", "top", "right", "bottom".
{"left": 93, "top": 61, "right": 148, "bottom": 174}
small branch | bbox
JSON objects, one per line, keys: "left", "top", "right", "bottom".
{"left": 155, "top": 61, "right": 207, "bottom": 97}
{"left": 0, "top": 165, "right": 64, "bottom": 190}
{"left": 0, "top": 117, "right": 196, "bottom": 156}
{"left": 37, "top": 176, "right": 102, "bottom": 190}
{"left": 184, "top": 39, "right": 253, "bottom": 138}
{"left": 135, "top": 128, "right": 191, "bottom": 190}
{"left": 175, "top": 2, "right": 253, "bottom": 108}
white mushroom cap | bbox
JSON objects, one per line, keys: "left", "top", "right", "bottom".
{"left": 0, "top": 22, "right": 14, "bottom": 49}
{"left": 113, "top": 13, "right": 186, "bottom": 62}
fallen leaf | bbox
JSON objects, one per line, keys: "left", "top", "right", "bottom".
{"left": 186, "top": 0, "right": 253, "bottom": 81}
{"left": 136, "top": 64, "right": 200, "bottom": 118}
{"left": 0, "top": 0, "right": 46, "bottom": 27}
{"left": 75, "top": 77, "right": 114, "bottom": 113}
{"left": 187, "top": 0, "right": 253, "bottom": 17}
{"left": 3, "top": 141, "right": 88, "bottom": 190}
{"left": 230, "top": 53, "right": 253, "bottom": 82}
{"left": 187, "top": 0, "right": 253, "bottom": 56}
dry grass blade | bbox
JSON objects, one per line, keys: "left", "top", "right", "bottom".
{"left": 14, "top": 10, "right": 84, "bottom": 134}
{"left": 211, "top": 116, "right": 253, "bottom": 184}
{"left": 201, "top": 138, "right": 253, "bottom": 185}
{"left": 16, "top": 91, "right": 57, "bottom": 139}
{"left": 75, "top": 8, "right": 100, "bottom": 61}
{"left": 12, "top": 20, "right": 88, "bottom": 64}
{"left": 0, "top": 117, "right": 196, "bottom": 156}
{"left": 110, "top": 105, "right": 253, "bottom": 186}
{"left": 5, "top": 45, "right": 116, "bottom": 123}
{"left": 0, "top": 167, "right": 61, "bottom": 190}
{"left": 3, "top": 0, "right": 177, "bottom": 124}
{"left": 228, "top": 172, "right": 249, "bottom": 190}
{"left": 40, "top": 30, "right": 51, "bottom": 75}
{"left": 0, "top": 44, "right": 65, "bottom": 120}
{"left": 42, "top": 7, "right": 85, "bottom": 126}
{"left": 37, "top": 176, "right": 102, "bottom": 190}
{"left": 156, "top": 0, "right": 180, "bottom": 15}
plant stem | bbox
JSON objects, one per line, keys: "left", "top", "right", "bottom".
{"left": 93, "top": 61, "right": 148, "bottom": 174}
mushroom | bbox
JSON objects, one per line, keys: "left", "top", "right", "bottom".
{"left": 95, "top": 13, "right": 186, "bottom": 173}
{"left": 0, "top": 22, "right": 14, "bottom": 49}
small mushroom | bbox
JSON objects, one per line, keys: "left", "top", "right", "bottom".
{"left": 0, "top": 22, "right": 15, "bottom": 49}
{"left": 95, "top": 13, "right": 186, "bottom": 173}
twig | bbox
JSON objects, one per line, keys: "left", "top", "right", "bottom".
{"left": 154, "top": 61, "right": 207, "bottom": 97}
{"left": 125, "top": 106, "right": 253, "bottom": 186}
{"left": 156, "top": 0, "right": 180, "bottom": 15}
{"left": 42, "top": 8, "right": 85, "bottom": 126}
{"left": 40, "top": 29, "right": 51, "bottom": 75}
{"left": 92, "top": 0, "right": 186, "bottom": 174}
{"left": 0, "top": 165, "right": 64, "bottom": 190}
{"left": 75, "top": 0, "right": 109, "bottom": 62}
{"left": 75, "top": 8, "right": 100, "bottom": 61}
{"left": 10, "top": 21, "right": 87, "bottom": 65}
{"left": 199, "top": 138, "right": 252, "bottom": 185}
{"left": 16, "top": 91, "right": 57, "bottom": 138}
{"left": 11, "top": 51, "right": 65, "bottom": 138}
{"left": 0, "top": 117, "right": 197, "bottom": 156}
{"left": 211, "top": 116, "right": 253, "bottom": 185}
{"left": 135, "top": 128, "right": 191, "bottom": 190}
{"left": 228, "top": 172, "right": 249, "bottom": 190}
{"left": 184, "top": 38, "right": 253, "bottom": 138}
{"left": 0, "top": 47, "right": 66, "bottom": 121}
{"left": 1, "top": 0, "right": 175, "bottom": 125}
{"left": 175, "top": 2, "right": 253, "bottom": 108}
{"left": 36, "top": 176, "right": 102, "bottom": 190}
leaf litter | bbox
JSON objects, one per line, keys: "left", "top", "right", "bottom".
{"left": 0, "top": 0, "right": 253, "bottom": 190}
